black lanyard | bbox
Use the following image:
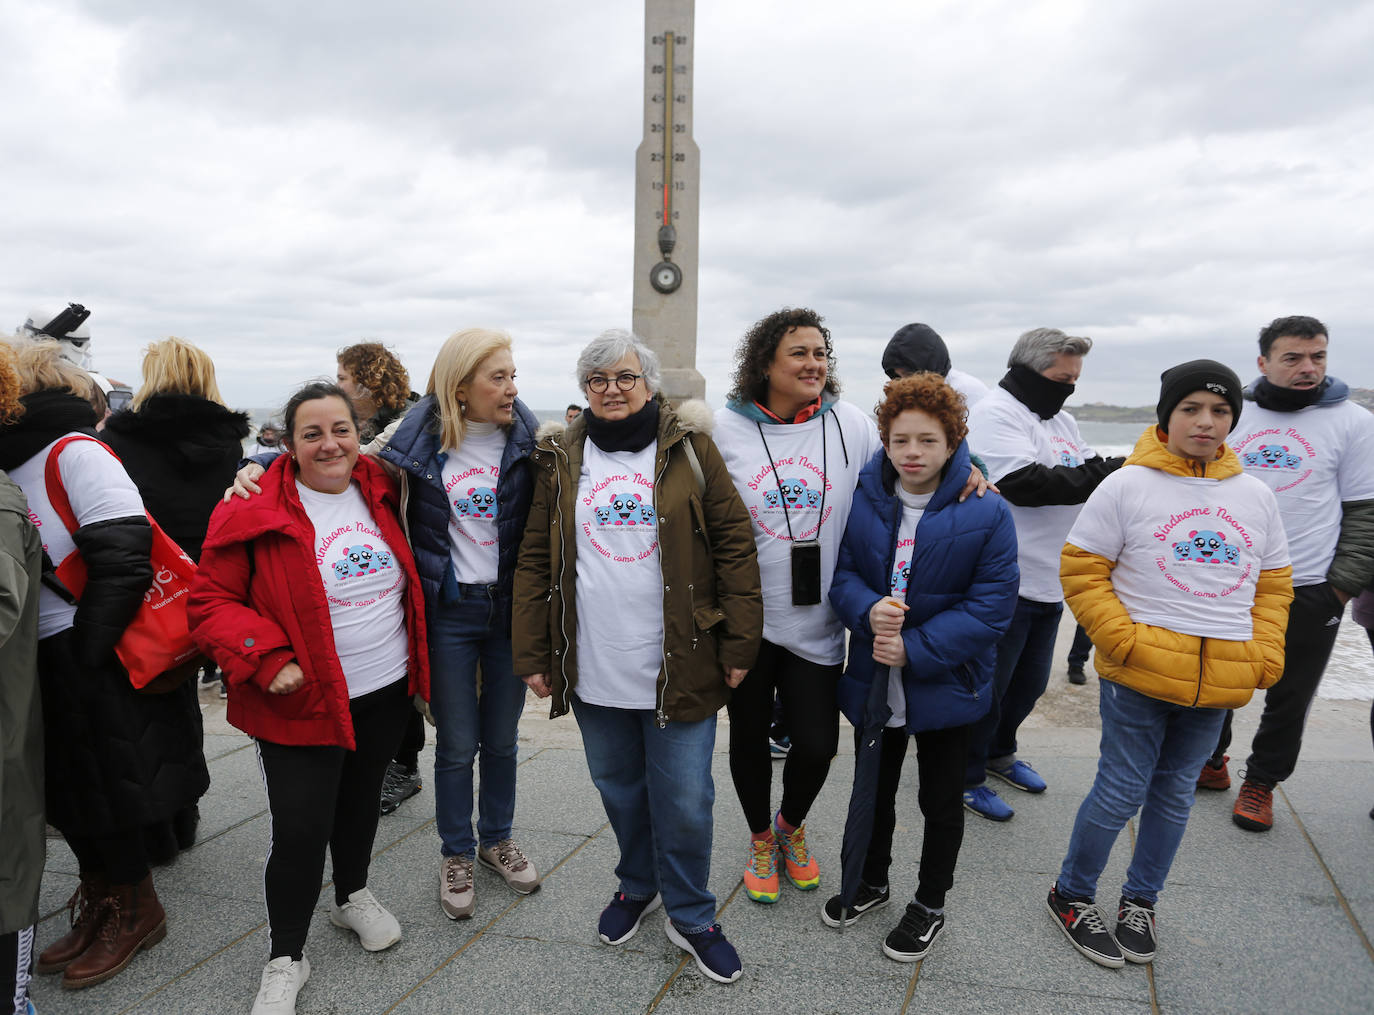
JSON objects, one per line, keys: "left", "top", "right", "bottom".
{"left": 756, "top": 414, "right": 827, "bottom": 542}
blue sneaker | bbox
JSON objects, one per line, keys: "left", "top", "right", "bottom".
{"left": 769, "top": 735, "right": 791, "bottom": 759}
{"left": 597, "top": 891, "right": 661, "bottom": 945}
{"left": 963, "top": 785, "right": 1014, "bottom": 821}
{"left": 988, "top": 759, "right": 1047, "bottom": 794}
{"left": 664, "top": 919, "right": 743, "bottom": 983}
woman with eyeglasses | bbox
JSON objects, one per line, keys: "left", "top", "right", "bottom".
{"left": 513, "top": 329, "right": 762, "bottom": 984}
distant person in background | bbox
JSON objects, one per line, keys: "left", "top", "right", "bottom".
{"left": 335, "top": 342, "right": 426, "bottom": 816}
{"left": 962, "top": 327, "right": 1125, "bottom": 822}
{"left": 102, "top": 336, "right": 249, "bottom": 858}
{"left": 882, "top": 322, "right": 991, "bottom": 408}
{"left": 247, "top": 420, "right": 284, "bottom": 456}
{"left": 1065, "top": 624, "right": 1092, "bottom": 685}
{"left": 0, "top": 342, "right": 44, "bottom": 1015}
{"left": 1202, "top": 316, "right": 1374, "bottom": 831}
{"left": 564, "top": 403, "right": 581, "bottom": 425}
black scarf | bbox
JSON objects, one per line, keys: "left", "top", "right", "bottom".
{"left": 998, "top": 364, "right": 1075, "bottom": 420}
{"left": 0, "top": 390, "right": 100, "bottom": 470}
{"left": 1251, "top": 376, "right": 1328, "bottom": 413}
{"left": 585, "top": 398, "right": 660, "bottom": 453}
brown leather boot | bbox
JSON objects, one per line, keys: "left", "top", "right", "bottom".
{"left": 61, "top": 874, "right": 167, "bottom": 990}
{"left": 36, "top": 874, "right": 110, "bottom": 974}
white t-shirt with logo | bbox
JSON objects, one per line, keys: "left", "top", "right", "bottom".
{"left": 1065, "top": 464, "right": 1289, "bottom": 641}
{"left": 1229, "top": 400, "right": 1374, "bottom": 587}
{"left": 296, "top": 480, "right": 409, "bottom": 698}
{"left": 573, "top": 441, "right": 663, "bottom": 709}
{"left": 441, "top": 423, "right": 506, "bottom": 585}
{"left": 714, "top": 401, "right": 881, "bottom": 666}
{"left": 947, "top": 368, "right": 990, "bottom": 409}
{"left": 969, "top": 386, "right": 1095, "bottom": 604}
{"left": 886, "top": 487, "right": 932, "bottom": 728}
{"left": 8, "top": 435, "right": 148, "bottom": 639}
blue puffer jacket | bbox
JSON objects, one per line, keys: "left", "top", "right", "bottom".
{"left": 376, "top": 395, "right": 539, "bottom": 614}
{"left": 829, "top": 441, "right": 1020, "bottom": 733}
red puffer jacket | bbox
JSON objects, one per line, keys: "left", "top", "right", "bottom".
{"left": 188, "top": 454, "right": 430, "bottom": 749}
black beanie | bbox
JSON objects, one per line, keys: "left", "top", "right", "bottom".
{"left": 1156, "top": 359, "right": 1244, "bottom": 431}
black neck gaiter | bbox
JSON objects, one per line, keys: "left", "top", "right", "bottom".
{"left": 1252, "top": 377, "right": 1328, "bottom": 413}
{"left": 998, "top": 364, "right": 1075, "bottom": 420}
{"left": 585, "top": 398, "right": 660, "bottom": 453}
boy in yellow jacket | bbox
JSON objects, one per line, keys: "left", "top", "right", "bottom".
{"left": 1046, "top": 360, "right": 1293, "bottom": 968}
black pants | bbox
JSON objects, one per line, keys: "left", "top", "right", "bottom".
{"left": 66, "top": 829, "right": 149, "bottom": 886}
{"left": 1210, "top": 583, "right": 1343, "bottom": 785}
{"left": 1, "top": 927, "right": 34, "bottom": 1015}
{"left": 727, "top": 638, "right": 841, "bottom": 833}
{"left": 861, "top": 723, "right": 970, "bottom": 911}
{"left": 256, "top": 679, "right": 410, "bottom": 960}
{"left": 394, "top": 709, "right": 426, "bottom": 771}
{"left": 1067, "top": 624, "right": 1093, "bottom": 669}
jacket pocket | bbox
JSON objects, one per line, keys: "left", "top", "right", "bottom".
{"left": 693, "top": 604, "right": 726, "bottom": 631}
{"left": 953, "top": 662, "right": 980, "bottom": 700}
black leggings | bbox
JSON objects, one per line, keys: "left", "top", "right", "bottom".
{"left": 727, "top": 639, "right": 841, "bottom": 833}
{"left": 860, "top": 723, "right": 970, "bottom": 910}
{"left": 394, "top": 708, "right": 426, "bottom": 771}
{"left": 257, "top": 679, "right": 411, "bottom": 960}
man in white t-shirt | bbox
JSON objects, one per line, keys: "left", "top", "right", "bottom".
{"left": 961, "top": 327, "right": 1125, "bottom": 822}
{"left": 882, "top": 321, "right": 991, "bottom": 409}
{"left": 1204, "top": 316, "right": 1374, "bottom": 832}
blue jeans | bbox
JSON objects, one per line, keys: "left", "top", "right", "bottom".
{"left": 429, "top": 583, "right": 525, "bottom": 858}
{"left": 571, "top": 696, "right": 719, "bottom": 934}
{"left": 965, "top": 597, "right": 1062, "bottom": 786}
{"left": 1057, "top": 681, "right": 1226, "bottom": 904}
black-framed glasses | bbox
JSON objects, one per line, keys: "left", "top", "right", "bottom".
{"left": 586, "top": 372, "right": 643, "bottom": 393}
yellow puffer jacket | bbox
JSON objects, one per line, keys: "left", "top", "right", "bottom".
{"left": 1061, "top": 426, "right": 1293, "bottom": 709}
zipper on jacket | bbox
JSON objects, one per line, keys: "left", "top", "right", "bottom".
{"left": 651, "top": 433, "right": 682, "bottom": 728}
{"left": 550, "top": 437, "right": 574, "bottom": 716}
{"left": 1193, "top": 637, "right": 1205, "bottom": 707}
{"left": 956, "top": 662, "right": 980, "bottom": 700}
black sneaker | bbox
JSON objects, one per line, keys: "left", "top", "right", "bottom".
{"left": 820, "top": 882, "right": 891, "bottom": 928}
{"left": 881, "top": 902, "right": 945, "bottom": 962}
{"left": 1046, "top": 884, "right": 1124, "bottom": 968}
{"left": 1067, "top": 665, "right": 1087, "bottom": 685}
{"left": 379, "top": 762, "right": 421, "bottom": 816}
{"left": 1115, "top": 896, "right": 1157, "bottom": 963}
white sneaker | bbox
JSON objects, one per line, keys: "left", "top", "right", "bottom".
{"left": 477, "top": 838, "right": 541, "bottom": 895}
{"left": 329, "top": 887, "right": 402, "bottom": 951}
{"left": 251, "top": 956, "right": 310, "bottom": 1015}
{"left": 439, "top": 855, "right": 475, "bottom": 920}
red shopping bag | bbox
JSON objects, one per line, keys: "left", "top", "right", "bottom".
{"left": 44, "top": 435, "right": 203, "bottom": 693}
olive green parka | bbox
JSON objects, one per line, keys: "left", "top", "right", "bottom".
{"left": 512, "top": 398, "right": 762, "bottom": 724}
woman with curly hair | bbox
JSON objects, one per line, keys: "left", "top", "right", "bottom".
{"left": 336, "top": 342, "right": 414, "bottom": 439}
{"left": 825, "top": 373, "right": 1017, "bottom": 961}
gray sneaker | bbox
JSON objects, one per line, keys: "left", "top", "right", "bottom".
{"left": 439, "top": 855, "right": 475, "bottom": 920}
{"left": 478, "top": 839, "right": 541, "bottom": 895}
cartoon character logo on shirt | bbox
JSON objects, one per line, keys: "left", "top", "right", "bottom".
{"left": 890, "top": 560, "right": 911, "bottom": 597}
{"left": 763, "top": 477, "right": 822, "bottom": 509}
{"left": 455, "top": 487, "right": 498, "bottom": 518}
{"left": 592, "top": 492, "right": 656, "bottom": 527}
{"left": 1240, "top": 444, "right": 1303, "bottom": 470}
{"left": 1059, "top": 450, "right": 1080, "bottom": 467}
{"left": 1171, "top": 530, "right": 1241, "bottom": 566}
{"left": 334, "top": 543, "right": 396, "bottom": 580}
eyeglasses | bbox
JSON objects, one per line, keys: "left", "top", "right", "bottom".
{"left": 585, "top": 372, "right": 643, "bottom": 393}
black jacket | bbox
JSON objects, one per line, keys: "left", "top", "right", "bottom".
{"left": 103, "top": 394, "right": 251, "bottom": 561}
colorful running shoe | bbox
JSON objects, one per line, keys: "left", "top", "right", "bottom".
{"left": 742, "top": 832, "right": 779, "bottom": 903}
{"left": 773, "top": 812, "right": 820, "bottom": 890}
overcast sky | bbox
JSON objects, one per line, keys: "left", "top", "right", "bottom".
{"left": 4, "top": 0, "right": 1371, "bottom": 415}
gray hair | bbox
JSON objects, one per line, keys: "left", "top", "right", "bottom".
{"left": 1007, "top": 327, "right": 1093, "bottom": 371}
{"left": 575, "top": 329, "right": 661, "bottom": 395}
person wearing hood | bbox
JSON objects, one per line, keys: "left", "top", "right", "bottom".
{"left": 881, "top": 322, "right": 990, "bottom": 408}
{"left": 961, "top": 327, "right": 1125, "bottom": 822}
{"left": 513, "top": 329, "right": 762, "bottom": 984}
{"left": 1198, "top": 317, "right": 1374, "bottom": 831}
{"left": 825, "top": 373, "right": 1018, "bottom": 963}
{"left": 1047, "top": 360, "right": 1292, "bottom": 969}
{"left": 0, "top": 341, "right": 210, "bottom": 991}
{"left": 711, "top": 308, "right": 988, "bottom": 909}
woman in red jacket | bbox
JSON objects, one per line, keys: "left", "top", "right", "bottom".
{"left": 189, "top": 382, "right": 429, "bottom": 1015}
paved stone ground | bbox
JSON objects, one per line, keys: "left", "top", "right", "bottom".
{"left": 29, "top": 613, "right": 1374, "bottom": 1014}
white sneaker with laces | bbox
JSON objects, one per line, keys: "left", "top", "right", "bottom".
{"left": 329, "top": 887, "right": 402, "bottom": 951}
{"left": 251, "top": 955, "right": 310, "bottom": 1015}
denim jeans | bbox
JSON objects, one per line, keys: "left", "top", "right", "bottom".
{"left": 965, "top": 597, "right": 1062, "bottom": 786}
{"left": 571, "top": 696, "right": 719, "bottom": 934}
{"left": 429, "top": 583, "right": 525, "bottom": 858}
{"left": 1057, "top": 681, "right": 1226, "bottom": 905}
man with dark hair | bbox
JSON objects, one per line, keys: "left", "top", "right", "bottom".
{"left": 564, "top": 403, "right": 582, "bottom": 425}
{"left": 882, "top": 322, "right": 990, "bottom": 408}
{"left": 1204, "top": 315, "right": 1374, "bottom": 831}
